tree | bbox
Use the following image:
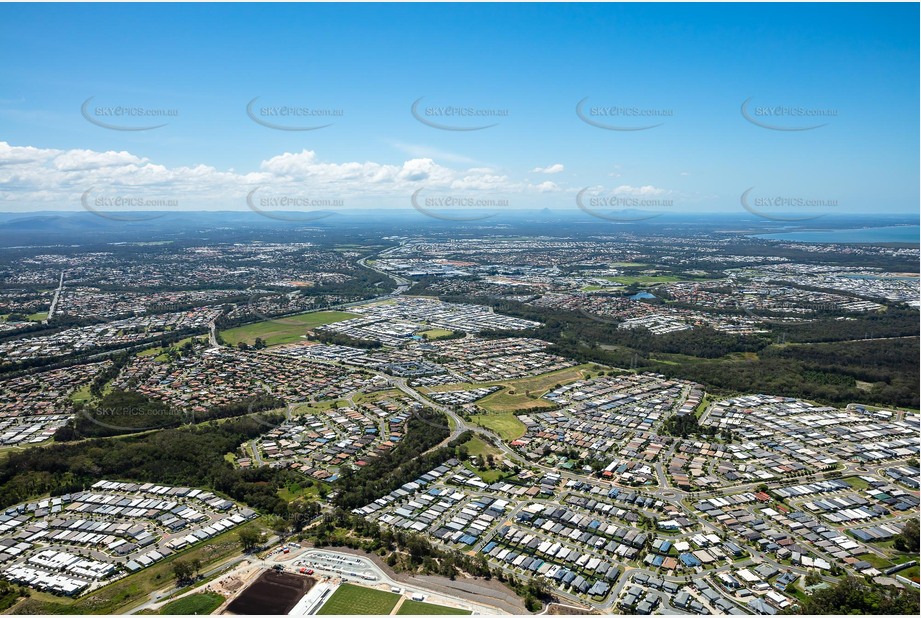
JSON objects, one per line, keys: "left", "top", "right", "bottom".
{"left": 893, "top": 517, "right": 919, "bottom": 553}
{"left": 269, "top": 515, "right": 291, "bottom": 535}
{"left": 172, "top": 558, "right": 201, "bottom": 584}
{"left": 784, "top": 576, "right": 919, "bottom": 615}
{"left": 238, "top": 526, "right": 265, "bottom": 552}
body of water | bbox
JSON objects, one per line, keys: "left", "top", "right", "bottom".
{"left": 753, "top": 225, "right": 920, "bottom": 244}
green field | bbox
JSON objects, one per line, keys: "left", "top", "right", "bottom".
{"left": 463, "top": 461, "right": 506, "bottom": 483}
{"left": 397, "top": 600, "right": 471, "bottom": 615}
{"left": 317, "top": 584, "right": 400, "bottom": 615}
{"left": 70, "top": 384, "right": 93, "bottom": 403}
{"left": 469, "top": 412, "right": 527, "bottom": 441}
{"left": 603, "top": 275, "right": 682, "bottom": 285}
{"left": 475, "top": 364, "right": 599, "bottom": 413}
{"left": 859, "top": 552, "right": 895, "bottom": 569}
{"left": 845, "top": 476, "right": 871, "bottom": 491}
{"left": 427, "top": 364, "right": 598, "bottom": 396}
{"left": 220, "top": 311, "right": 356, "bottom": 347}
{"left": 477, "top": 387, "right": 557, "bottom": 413}
{"left": 464, "top": 435, "right": 501, "bottom": 458}
{"left": 26, "top": 311, "right": 48, "bottom": 321}
{"left": 418, "top": 328, "right": 454, "bottom": 340}
{"left": 158, "top": 592, "right": 225, "bottom": 615}
{"left": 897, "top": 564, "right": 919, "bottom": 582}
{"left": 140, "top": 336, "right": 208, "bottom": 362}
{"left": 277, "top": 479, "right": 325, "bottom": 501}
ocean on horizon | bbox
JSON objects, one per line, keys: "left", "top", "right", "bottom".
{"left": 753, "top": 225, "right": 920, "bottom": 244}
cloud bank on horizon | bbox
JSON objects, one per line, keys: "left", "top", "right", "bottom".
{"left": 0, "top": 141, "right": 688, "bottom": 212}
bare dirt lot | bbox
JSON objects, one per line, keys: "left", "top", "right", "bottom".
{"left": 224, "top": 570, "right": 316, "bottom": 615}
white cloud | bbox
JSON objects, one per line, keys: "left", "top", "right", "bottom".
{"left": 531, "top": 163, "right": 564, "bottom": 174}
{"left": 531, "top": 181, "right": 560, "bottom": 192}
{"left": 52, "top": 149, "right": 147, "bottom": 171}
{"left": 611, "top": 184, "right": 670, "bottom": 197}
{"left": 0, "top": 142, "right": 563, "bottom": 208}
{"left": 390, "top": 141, "right": 478, "bottom": 165}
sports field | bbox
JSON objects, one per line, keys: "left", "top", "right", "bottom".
{"left": 418, "top": 328, "right": 454, "bottom": 340}
{"left": 316, "top": 583, "right": 400, "bottom": 615}
{"left": 220, "top": 311, "right": 356, "bottom": 346}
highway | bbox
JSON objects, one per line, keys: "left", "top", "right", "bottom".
{"left": 45, "top": 270, "right": 65, "bottom": 322}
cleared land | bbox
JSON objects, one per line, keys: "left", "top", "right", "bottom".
{"left": 476, "top": 364, "right": 603, "bottom": 413}
{"left": 158, "top": 592, "right": 225, "bottom": 615}
{"left": 396, "top": 600, "right": 472, "bottom": 615}
{"left": 226, "top": 570, "right": 315, "bottom": 615}
{"left": 220, "top": 311, "right": 356, "bottom": 346}
{"left": 316, "top": 583, "right": 400, "bottom": 615}
{"left": 469, "top": 413, "right": 527, "bottom": 442}
{"left": 464, "top": 435, "right": 501, "bottom": 458}
{"left": 477, "top": 388, "right": 557, "bottom": 413}
{"left": 428, "top": 365, "right": 599, "bottom": 399}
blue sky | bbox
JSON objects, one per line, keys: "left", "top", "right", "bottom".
{"left": 0, "top": 2, "right": 918, "bottom": 216}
